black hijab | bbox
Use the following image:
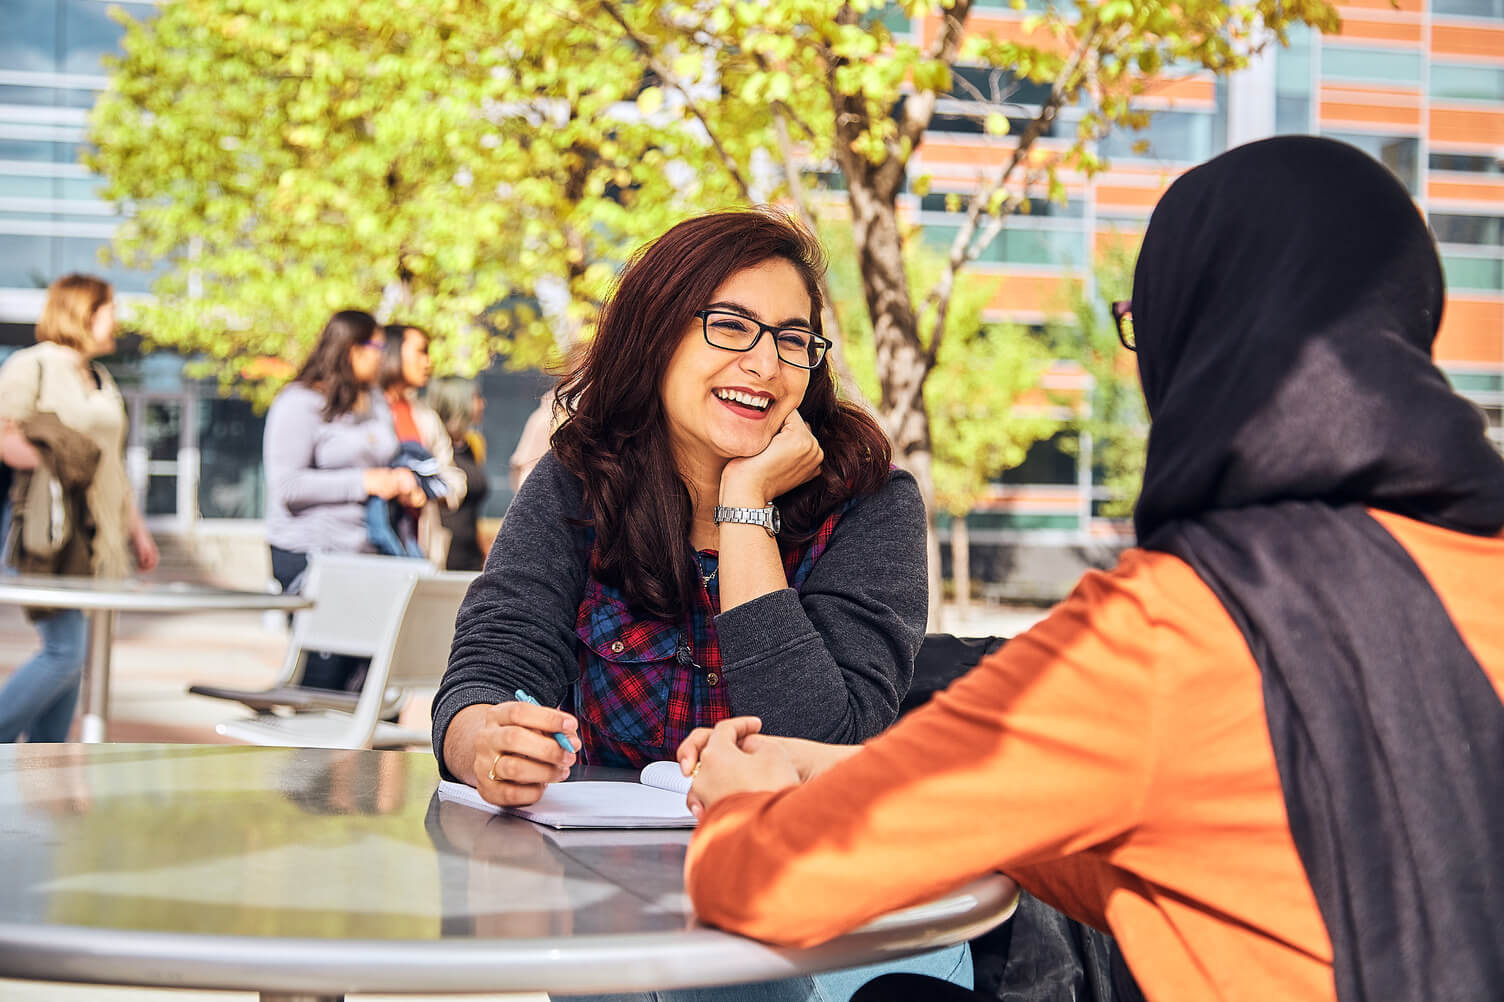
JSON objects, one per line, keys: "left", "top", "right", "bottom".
{"left": 1133, "top": 136, "right": 1504, "bottom": 1002}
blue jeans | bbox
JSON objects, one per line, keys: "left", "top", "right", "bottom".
{"left": 567, "top": 942, "right": 971, "bottom": 1002}
{"left": 0, "top": 608, "right": 88, "bottom": 742}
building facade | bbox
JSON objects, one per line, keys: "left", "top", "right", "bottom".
{"left": 2, "top": 0, "right": 1499, "bottom": 592}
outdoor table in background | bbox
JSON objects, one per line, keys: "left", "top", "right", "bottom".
{"left": 0, "top": 744, "right": 1018, "bottom": 1002}
{"left": 0, "top": 575, "right": 310, "bottom": 742}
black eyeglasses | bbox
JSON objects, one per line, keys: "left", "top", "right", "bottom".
{"left": 1111, "top": 300, "right": 1135, "bottom": 352}
{"left": 695, "top": 310, "right": 830, "bottom": 370}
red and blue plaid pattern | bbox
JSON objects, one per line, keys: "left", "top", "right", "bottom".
{"left": 574, "top": 503, "right": 851, "bottom": 768}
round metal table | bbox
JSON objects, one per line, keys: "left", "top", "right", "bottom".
{"left": 0, "top": 575, "right": 309, "bottom": 742}
{"left": 0, "top": 744, "right": 1018, "bottom": 1001}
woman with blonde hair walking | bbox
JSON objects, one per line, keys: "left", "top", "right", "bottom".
{"left": 0, "top": 274, "right": 157, "bottom": 742}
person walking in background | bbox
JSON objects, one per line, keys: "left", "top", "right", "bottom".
{"left": 0, "top": 274, "right": 158, "bottom": 742}
{"left": 427, "top": 378, "right": 490, "bottom": 572}
{"left": 380, "top": 323, "right": 465, "bottom": 565}
{"left": 433, "top": 208, "right": 970, "bottom": 1001}
{"left": 680, "top": 137, "right": 1504, "bottom": 1002}
{"left": 262, "top": 310, "right": 425, "bottom": 691}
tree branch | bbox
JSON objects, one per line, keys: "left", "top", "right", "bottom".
{"left": 921, "top": 21, "right": 1103, "bottom": 368}
{"left": 594, "top": 0, "right": 754, "bottom": 202}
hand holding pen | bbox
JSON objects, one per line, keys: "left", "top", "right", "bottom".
{"left": 447, "top": 691, "right": 579, "bottom": 808}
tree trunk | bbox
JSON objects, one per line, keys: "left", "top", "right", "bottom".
{"left": 952, "top": 512, "right": 970, "bottom": 627}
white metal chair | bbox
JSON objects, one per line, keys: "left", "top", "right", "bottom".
{"left": 189, "top": 553, "right": 434, "bottom": 713}
{"left": 215, "top": 570, "right": 476, "bottom": 749}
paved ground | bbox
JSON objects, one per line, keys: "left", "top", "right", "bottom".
{"left": 0, "top": 598, "right": 1048, "bottom": 1002}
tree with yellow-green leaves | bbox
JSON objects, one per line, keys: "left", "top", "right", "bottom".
{"left": 91, "top": 0, "right": 1339, "bottom": 621}
{"left": 88, "top": 0, "right": 742, "bottom": 393}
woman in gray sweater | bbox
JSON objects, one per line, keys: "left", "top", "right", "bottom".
{"left": 262, "top": 309, "right": 426, "bottom": 689}
{"left": 432, "top": 209, "right": 967, "bottom": 1001}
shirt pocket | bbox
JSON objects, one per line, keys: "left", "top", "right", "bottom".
{"left": 574, "top": 623, "right": 681, "bottom": 750}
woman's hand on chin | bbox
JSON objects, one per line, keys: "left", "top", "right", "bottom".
{"left": 720, "top": 411, "right": 824, "bottom": 505}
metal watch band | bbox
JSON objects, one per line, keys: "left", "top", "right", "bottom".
{"left": 713, "top": 504, "right": 781, "bottom": 537}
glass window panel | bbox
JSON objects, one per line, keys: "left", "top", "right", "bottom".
{"left": 0, "top": 84, "right": 58, "bottom": 105}
{"left": 0, "top": 232, "right": 50, "bottom": 287}
{"left": 0, "top": 138, "right": 81, "bottom": 163}
{"left": 0, "top": 0, "right": 59, "bottom": 72}
{"left": 1429, "top": 152, "right": 1502, "bottom": 174}
{"left": 62, "top": 0, "right": 126, "bottom": 74}
{"left": 145, "top": 473, "right": 176, "bottom": 517}
{"left": 197, "top": 397, "right": 266, "bottom": 519}
{"left": 1322, "top": 132, "right": 1419, "bottom": 194}
{"left": 1431, "top": 64, "right": 1504, "bottom": 101}
{"left": 1443, "top": 255, "right": 1504, "bottom": 292}
{"left": 1098, "top": 111, "right": 1214, "bottom": 164}
{"left": 144, "top": 400, "right": 181, "bottom": 462}
{"left": 1275, "top": 95, "right": 1312, "bottom": 135}
{"left": 0, "top": 173, "right": 58, "bottom": 198}
{"left": 1321, "top": 46, "right": 1423, "bottom": 85}
{"left": 917, "top": 193, "right": 1084, "bottom": 217}
{"left": 999, "top": 432, "right": 1079, "bottom": 485}
{"left": 1275, "top": 25, "right": 1313, "bottom": 95}
{"left": 1432, "top": 0, "right": 1504, "bottom": 16}
{"left": 55, "top": 235, "right": 153, "bottom": 292}
{"left": 922, "top": 223, "right": 1087, "bottom": 268}
{"left": 1430, "top": 213, "right": 1504, "bottom": 246}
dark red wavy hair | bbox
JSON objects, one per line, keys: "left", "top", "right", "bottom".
{"left": 552, "top": 207, "right": 891, "bottom": 620}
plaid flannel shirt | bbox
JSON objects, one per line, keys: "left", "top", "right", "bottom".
{"left": 573, "top": 503, "right": 850, "bottom": 768}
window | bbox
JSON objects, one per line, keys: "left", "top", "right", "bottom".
{"left": 1431, "top": 64, "right": 1504, "bottom": 102}
{"left": 1430, "top": 214, "right": 1504, "bottom": 247}
{"left": 1433, "top": 0, "right": 1504, "bottom": 17}
{"left": 198, "top": 397, "right": 266, "bottom": 519}
{"left": 1322, "top": 132, "right": 1419, "bottom": 194}
{"left": 1098, "top": 111, "right": 1216, "bottom": 165}
{"left": 1443, "top": 254, "right": 1504, "bottom": 292}
{"left": 0, "top": 232, "right": 48, "bottom": 287}
{"left": 999, "top": 432, "right": 1079, "bottom": 485}
{"left": 1321, "top": 46, "right": 1424, "bottom": 86}
{"left": 1429, "top": 152, "right": 1503, "bottom": 174}
{"left": 0, "top": 0, "right": 57, "bottom": 73}
{"left": 1274, "top": 25, "right": 1313, "bottom": 135}
{"left": 917, "top": 193, "right": 1084, "bottom": 217}
{"left": 920, "top": 221, "right": 1088, "bottom": 269}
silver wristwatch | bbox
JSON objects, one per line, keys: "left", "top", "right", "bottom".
{"left": 713, "top": 503, "right": 781, "bottom": 537}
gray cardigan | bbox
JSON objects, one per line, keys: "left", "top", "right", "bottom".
{"left": 431, "top": 451, "right": 928, "bottom": 777}
{"left": 262, "top": 383, "right": 398, "bottom": 556}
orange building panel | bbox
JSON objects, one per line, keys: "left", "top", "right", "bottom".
{"left": 1430, "top": 107, "right": 1504, "bottom": 148}
{"left": 1138, "top": 76, "right": 1217, "bottom": 105}
{"left": 1335, "top": 15, "right": 1423, "bottom": 44}
{"left": 986, "top": 274, "right": 1081, "bottom": 315}
{"left": 1429, "top": 177, "right": 1504, "bottom": 205}
{"left": 1319, "top": 99, "right": 1422, "bottom": 129}
{"left": 1095, "top": 183, "right": 1171, "bottom": 211}
{"left": 1436, "top": 298, "right": 1504, "bottom": 366}
{"left": 1432, "top": 23, "right": 1504, "bottom": 62}
{"left": 1336, "top": 0, "right": 1422, "bottom": 11}
{"left": 1094, "top": 229, "right": 1143, "bottom": 256}
{"left": 923, "top": 12, "right": 1057, "bottom": 50}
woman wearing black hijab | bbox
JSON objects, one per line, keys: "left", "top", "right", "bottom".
{"left": 674, "top": 136, "right": 1504, "bottom": 1002}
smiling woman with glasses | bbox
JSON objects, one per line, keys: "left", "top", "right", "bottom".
{"left": 433, "top": 208, "right": 966, "bottom": 1002}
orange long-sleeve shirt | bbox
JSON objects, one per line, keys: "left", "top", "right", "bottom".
{"left": 685, "top": 510, "right": 1504, "bottom": 1002}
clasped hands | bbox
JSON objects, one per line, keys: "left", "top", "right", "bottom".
{"left": 451, "top": 698, "right": 851, "bottom": 817}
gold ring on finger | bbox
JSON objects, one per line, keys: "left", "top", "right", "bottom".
{"left": 487, "top": 752, "right": 502, "bottom": 783}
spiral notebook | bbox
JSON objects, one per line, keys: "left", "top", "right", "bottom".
{"left": 436, "top": 761, "right": 695, "bottom": 829}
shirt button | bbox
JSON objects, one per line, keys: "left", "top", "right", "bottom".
{"left": 706, "top": 672, "right": 719, "bottom": 686}
{"left": 610, "top": 640, "right": 625, "bottom": 654}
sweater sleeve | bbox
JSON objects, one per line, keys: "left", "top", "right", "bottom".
{"left": 712, "top": 469, "right": 927, "bottom": 743}
{"left": 430, "top": 451, "right": 589, "bottom": 780}
{"left": 685, "top": 553, "right": 1173, "bottom": 948}
{"left": 0, "top": 350, "right": 41, "bottom": 423}
{"left": 263, "top": 388, "right": 367, "bottom": 511}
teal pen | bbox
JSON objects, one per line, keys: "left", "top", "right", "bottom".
{"left": 514, "top": 688, "right": 577, "bottom": 753}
